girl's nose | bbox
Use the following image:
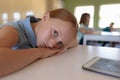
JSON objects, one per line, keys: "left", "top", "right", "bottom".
{"left": 48, "top": 39, "right": 56, "bottom": 48}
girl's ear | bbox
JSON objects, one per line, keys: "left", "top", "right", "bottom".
{"left": 42, "top": 12, "right": 50, "bottom": 21}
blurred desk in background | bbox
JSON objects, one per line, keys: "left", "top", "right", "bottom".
{"left": 83, "top": 31, "right": 120, "bottom": 45}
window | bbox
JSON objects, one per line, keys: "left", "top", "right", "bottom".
{"left": 13, "top": 12, "right": 21, "bottom": 21}
{"left": 74, "top": 6, "right": 94, "bottom": 28}
{"left": 26, "top": 11, "right": 34, "bottom": 16}
{"left": 53, "top": 0, "right": 64, "bottom": 9}
{"left": 2, "top": 13, "right": 8, "bottom": 24}
{"left": 99, "top": 4, "right": 120, "bottom": 28}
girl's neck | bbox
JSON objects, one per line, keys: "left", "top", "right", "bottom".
{"left": 31, "top": 22, "right": 39, "bottom": 35}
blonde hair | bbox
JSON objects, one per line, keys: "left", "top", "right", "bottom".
{"left": 49, "top": 8, "right": 78, "bottom": 35}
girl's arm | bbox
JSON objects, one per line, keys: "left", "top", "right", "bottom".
{"left": 0, "top": 48, "right": 59, "bottom": 77}
{"left": 79, "top": 28, "right": 93, "bottom": 34}
{"left": 0, "top": 26, "right": 59, "bottom": 77}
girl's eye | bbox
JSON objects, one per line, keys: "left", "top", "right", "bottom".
{"left": 57, "top": 41, "right": 63, "bottom": 48}
{"left": 53, "top": 30, "right": 58, "bottom": 37}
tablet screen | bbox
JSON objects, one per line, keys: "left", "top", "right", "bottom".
{"left": 82, "top": 57, "right": 120, "bottom": 78}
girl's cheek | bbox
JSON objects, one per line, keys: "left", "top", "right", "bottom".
{"left": 44, "top": 31, "right": 52, "bottom": 40}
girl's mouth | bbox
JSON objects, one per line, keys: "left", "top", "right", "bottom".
{"left": 43, "top": 42, "right": 47, "bottom": 48}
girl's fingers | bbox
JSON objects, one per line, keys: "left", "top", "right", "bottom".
{"left": 56, "top": 48, "right": 67, "bottom": 55}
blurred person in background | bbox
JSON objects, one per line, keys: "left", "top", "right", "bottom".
{"left": 77, "top": 13, "right": 93, "bottom": 45}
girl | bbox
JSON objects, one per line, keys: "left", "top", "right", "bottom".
{"left": 0, "top": 8, "right": 78, "bottom": 77}
{"left": 78, "top": 13, "right": 93, "bottom": 44}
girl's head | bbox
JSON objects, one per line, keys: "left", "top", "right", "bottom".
{"left": 35, "top": 8, "right": 78, "bottom": 49}
{"left": 79, "top": 13, "right": 90, "bottom": 26}
{"left": 110, "top": 22, "right": 114, "bottom": 27}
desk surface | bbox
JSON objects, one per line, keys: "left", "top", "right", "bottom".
{"left": 1, "top": 45, "right": 120, "bottom": 80}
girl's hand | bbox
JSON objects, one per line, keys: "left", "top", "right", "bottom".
{"left": 56, "top": 47, "right": 67, "bottom": 55}
{"left": 56, "top": 39, "right": 79, "bottom": 55}
{"left": 39, "top": 48, "right": 60, "bottom": 58}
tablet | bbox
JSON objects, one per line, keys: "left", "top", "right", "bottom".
{"left": 82, "top": 57, "right": 120, "bottom": 78}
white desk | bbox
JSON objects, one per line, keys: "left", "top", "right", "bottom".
{"left": 1, "top": 45, "right": 120, "bottom": 80}
{"left": 83, "top": 31, "right": 120, "bottom": 45}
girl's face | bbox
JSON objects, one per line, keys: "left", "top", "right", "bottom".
{"left": 86, "top": 16, "right": 90, "bottom": 25}
{"left": 35, "top": 13, "right": 76, "bottom": 49}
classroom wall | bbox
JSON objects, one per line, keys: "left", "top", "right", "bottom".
{"left": 0, "top": 0, "right": 63, "bottom": 24}
{"left": 63, "top": 0, "right": 120, "bottom": 29}
{"left": 0, "top": 0, "right": 47, "bottom": 24}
